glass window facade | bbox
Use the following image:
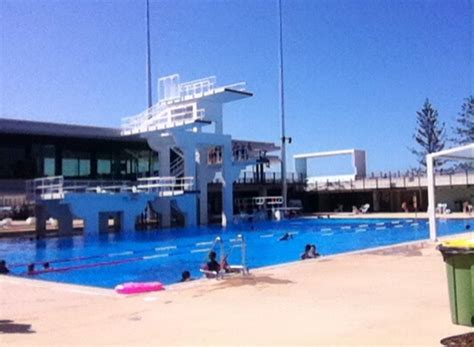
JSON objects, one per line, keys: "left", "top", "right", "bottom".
{"left": 0, "top": 133, "right": 156, "bottom": 180}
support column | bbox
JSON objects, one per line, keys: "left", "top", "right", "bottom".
{"left": 183, "top": 146, "right": 197, "bottom": 227}
{"left": 221, "top": 144, "right": 233, "bottom": 227}
{"left": 122, "top": 212, "right": 137, "bottom": 232}
{"left": 83, "top": 213, "right": 99, "bottom": 234}
{"left": 198, "top": 148, "right": 209, "bottom": 225}
{"left": 427, "top": 155, "right": 437, "bottom": 240}
{"left": 57, "top": 211, "right": 74, "bottom": 235}
{"left": 159, "top": 147, "right": 171, "bottom": 227}
{"left": 372, "top": 191, "right": 380, "bottom": 212}
{"left": 34, "top": 204, "right": 48, "bottom": 236}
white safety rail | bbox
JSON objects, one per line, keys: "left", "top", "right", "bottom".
{"left": 121, "top": 102, "right": 205, "bottom": 136}
{"left": 178, "top": 76, "right": 246, "bottom": 101}
{"left": 122, "top": 74, "right": 247, "bottom": 136}
{"left": 26, "top": 176, "right": 65, "bottom": 201}
{"left": 27, "top": 176, "right": 195, "bottom": 201}
{"left": 305, "top": 171, "right": 474, "bottom": 191}
{"left": 179, "top": 76, "right": 217, "bottom": 100}
{"left": 235, "top": 196, "right": 284, "bottom": 208}
{"left": 254, "top": 196, "right": 284, "bottom": 206}
{"left": 137, "top": 176, "right": 194, "bottom": 195}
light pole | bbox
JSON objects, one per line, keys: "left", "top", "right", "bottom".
{"left": 278, "top": 0, "right": 288, "bottom": 208}
{"left": 146, "top": 0, "right": 153, "bottom": 108}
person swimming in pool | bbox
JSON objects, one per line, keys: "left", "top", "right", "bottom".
{"left": 27, "top": 263, "right": 35, "bottom": 275}
{"left": 180, "top": 270, "right": 193, "bottom": 282}
{"left": 279, "top": 232, "right": 293, "bottom": 241}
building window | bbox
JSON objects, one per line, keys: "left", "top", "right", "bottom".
{"left": 98, "top": 159, "right": 111, "bottom": 176}
{"left": 62, "top": 151, "right": 91, "bottom": 178}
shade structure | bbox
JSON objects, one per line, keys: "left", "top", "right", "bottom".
{"left": 427, "top": 143, "right": 474, "bottom": 240}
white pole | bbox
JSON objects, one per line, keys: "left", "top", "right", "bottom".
{"left": 278, "top": 0, "right": 287, "bottom": 208}
{"left": 145, "top": 0, "right": 153, "bottom": 108}
{"left": 427, "top": 154, "right": 437, "bottom": 241}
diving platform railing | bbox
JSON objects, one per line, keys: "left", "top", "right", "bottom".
{"left": 121, "top": 103, "right": 205, "bottom": 136}
{"left": 26, "top": 176, "right": 195, "bottom": 201}
{"left": 159, "top": 75, "right": 246, "bottom": 102}
{"left": 121, "top": 74, "right": 247, "bottom": 136}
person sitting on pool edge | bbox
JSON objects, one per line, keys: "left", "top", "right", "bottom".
{"left": 0, "top": 260, "right": 10, "bottom": 274}
{"left": 301, "top": 244, "right": 321, "bottom": 260}
{"left": 180, "top": 270, "right": 194, "bottom": 282}
{"left": 310, "top": 244, "right": 321, "bottom": 258}
{"left": 201, "top": 251, "right": 221, "bottom": 278}
{"left": 301, "top": 244, "right": 312, "bottom": 260}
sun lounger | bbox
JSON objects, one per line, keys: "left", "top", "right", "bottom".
{"left": 359, "top": 204, "right": 370, "bottom": 214}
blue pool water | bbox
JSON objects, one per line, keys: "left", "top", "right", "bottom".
{"left": 0, "top": 218, "right": 472, "bottom": 288}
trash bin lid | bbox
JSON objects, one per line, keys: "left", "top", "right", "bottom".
{"left": 441, "top": 239, "right": 474, "bottom": 249}
{"left": 438, "top": 238, "right": 474, "bottom": 255}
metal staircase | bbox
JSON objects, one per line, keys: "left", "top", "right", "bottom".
{"left": 170, "top": 147, "right": 185, "bottom": 178}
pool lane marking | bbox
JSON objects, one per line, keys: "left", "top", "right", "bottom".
{"left": 358, "top": 224, "right": 368, "bottom": 228}
{"left": 25, "top": 257, "right": 142, "bottom": 275}
{"left": 260, "top": 234, "right": 274, "bottom": 238}
{"left": 108, "top": 251, "right": 134, "bottom": 257}
{"left": 195, "top": 241, "right": 214, "bottom": 246}
{"left": 11, "top": 245, "right": 179, "bottom": 268}
{"left": 341, "top": 226, "right": 351, "bottom": 230}
{"left": 391, "top": 221, "right": 400, "bottom": 224}
{"left": 410, "top": 223, "right": 419, "bottom": 227}
{"left": 394, "top": 225, "right": 404, "bottom": 228}
{"left": 376, "top": 222, "right": 385, "bottom": 226}
{"left": 190, "top": 248, "right": 211, "bottom": 253}
{"left": 355, "top": 229, "right": 367, "bottom": 233}
{"left": 143, "top": 253, "right": 169, "bottom": 260}
{"left": 375, "top": 227, "right": 386, "bottom": 230}
{"left": 155, "top": 246, "right": 177, "bottom": 251}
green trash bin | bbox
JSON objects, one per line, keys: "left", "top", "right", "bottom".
{"left": 438, "top": 239, "right": 474, "bottom": 327}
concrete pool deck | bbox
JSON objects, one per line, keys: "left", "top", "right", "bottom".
{"left": 1, "top": 234, "right": 473, "bottom": 346}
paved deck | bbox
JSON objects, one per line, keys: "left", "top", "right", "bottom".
{"left": 1, "top": 235, "right": 472, "bottom": 346}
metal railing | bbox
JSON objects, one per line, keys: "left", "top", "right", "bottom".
{"left": 26, "top": 176, "right": 65, "bottom": 201}
{"left": 179, "top": 76, "right": 217, "bottom": 100}
{"left": 121, "top": 102, "right": 205, "bottom": 135}
{"left": 27, "top": 176, "right": 195, "bottom": 201}
{"left": 235, "top": 172, "right": 304, "bottom": 185}
{"left": 137, "top": 176, "right": 194, "bottom": 194}
{"left": 234, "top": 170, "right": 474, "bottom": 189}
{"left": 305, "top": 171, "right": 474, "bottom": 191}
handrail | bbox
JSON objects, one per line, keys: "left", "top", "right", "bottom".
{"left": 27, "top": 176, "right": 195, "bottom": 201}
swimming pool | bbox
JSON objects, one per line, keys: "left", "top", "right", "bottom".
{"left": 0, "top": 217, "right": 472, "bottom": 288}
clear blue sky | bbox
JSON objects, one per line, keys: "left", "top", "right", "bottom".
{"left": 1, "top": 0, "right": 472, "bottom": 174}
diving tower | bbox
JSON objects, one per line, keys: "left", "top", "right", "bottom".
{"left": 121, "top": 74, "right": 271, "bottom": 228}
{"left": 28, "top": 74, "right": 278, "bottom": 234}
